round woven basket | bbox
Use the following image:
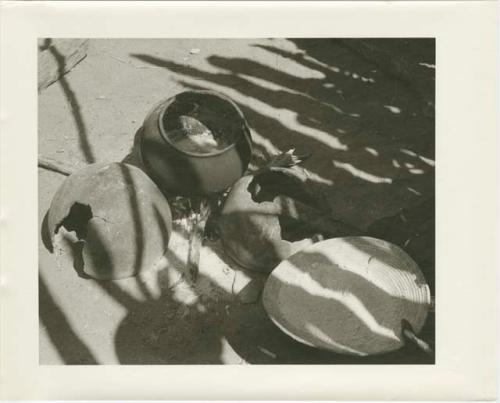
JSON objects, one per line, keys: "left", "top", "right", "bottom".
{"left": 263, "top": 236, "right": 431, "bottom": 356}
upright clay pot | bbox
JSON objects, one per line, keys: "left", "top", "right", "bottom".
{"left": 141, "top": 90, "right": 252, "bottom": 196}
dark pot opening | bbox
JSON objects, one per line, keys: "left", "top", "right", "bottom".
{"left": 159, "top": 91, "right": 250, "bottom": 157}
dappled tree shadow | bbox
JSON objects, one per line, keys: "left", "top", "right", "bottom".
{"left": 39, "top": 38, "right": 434, "bottom": 365}
{"left": 41, "top": 162, "right": 225, "bottom": 364}
{"left": 223, "top": 230, "right": 434, "bottom": 365}
{"left": 105, "top": 266, "right": 228, "bottom": 365}
{"left": 368, "top": 197, "right": 435, "bottom": 293}
{"left": 39, "top": 39, "right": 95, "bottom": 164}
{"left": 41, "top": 176, "right": 434, "bottom": 364}
{"left": 225, "top": 300, "right": 433, "bottom": 364}
{"left": 130, "top": 38, "right": 434, "bottom": 231}
{"left": 39, "top": 271, "right": 98, "bottom": 364}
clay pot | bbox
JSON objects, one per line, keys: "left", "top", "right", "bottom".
{"left": 217, "top": 167, "right": 361, "bottom": 273}
{"left": 140, "top": 90, "right": 252, "bottom": 196}
{"left": 263, "top": 237, "right": 431, "bottom": 355}
{"left": 48, "top": 163, "right": 172, "bottom": 280}
{"left": 217, "top": 175, "right": 316, "bottom": 273}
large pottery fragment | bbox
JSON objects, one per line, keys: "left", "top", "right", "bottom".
{"left": 48, "top": 163, "right": 172, "bottom": 280}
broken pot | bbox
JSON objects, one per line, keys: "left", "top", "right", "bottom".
{"left": 217, "top": 176, "right": 314, "bottom": 273}
{"left": 140, "top": 90, "right": 253, "bottom": 196}
{"left": 262, "top": 237, "right": 431, "bottom": 356}
{"left": 48, "top": 162, "right": 172, "bottom": 280}
{"left": 217, "top": 166, "right": 361, "bottom": 273}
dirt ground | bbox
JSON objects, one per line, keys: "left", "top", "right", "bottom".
{"left": 38, "top": 38, "right": 435, "bottom": 364}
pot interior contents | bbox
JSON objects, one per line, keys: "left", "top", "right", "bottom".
{"left": 162, "top": 92, "right": 245, "bottom": 154}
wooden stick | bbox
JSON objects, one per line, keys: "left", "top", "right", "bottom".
{"left": 38, "top": 155, "right": 74, "bottom": 176}
{"left": 401, "top": 319, "right": 433, "bottom": 355}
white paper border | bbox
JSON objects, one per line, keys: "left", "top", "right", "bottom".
{"left": 0, "top": 1, "right": 497, "bottom": 400}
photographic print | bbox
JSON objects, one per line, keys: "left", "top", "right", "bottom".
{"left": 38, "top": 38, "right": 435, "bottom": 365}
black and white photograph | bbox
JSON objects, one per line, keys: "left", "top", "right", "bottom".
{"left": 38, "top": 38, "right": 436, "bottom": 365}
{"left": 1, "top": 0, "right": 498, "bottom": 399}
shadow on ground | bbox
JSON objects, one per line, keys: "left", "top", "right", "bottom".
{"left": 39, "top": 38, "right": 435, "bottom": 365}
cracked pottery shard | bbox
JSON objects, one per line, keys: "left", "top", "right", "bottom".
{"left": 48, "top": 162, "right": 172, "bottom": 280}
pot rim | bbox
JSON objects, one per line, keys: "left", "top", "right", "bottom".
{"left": 156, "top": 90, "right": 251, "bottom": 159}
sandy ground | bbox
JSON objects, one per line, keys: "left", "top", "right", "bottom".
{"left": 38, "top": 38, "right": 435, "bottom": 364}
